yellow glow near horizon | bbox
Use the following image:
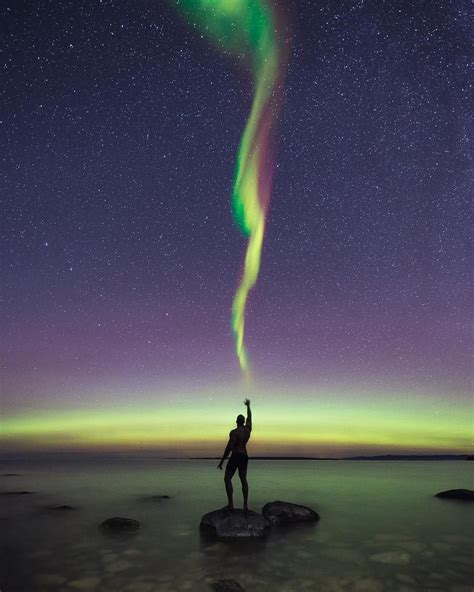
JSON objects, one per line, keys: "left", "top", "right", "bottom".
{"left": 1, "top": 390, "right": 472, "bottom": 456}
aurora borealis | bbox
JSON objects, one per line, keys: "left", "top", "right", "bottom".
{"left": 2, "top": 388, "right": 472, "bottom": 456}
{"left": 2, "top": 0, "right": 472, "bottom": 457}
{"left": 173, "top": 0, "right": 288, "bottom": 372}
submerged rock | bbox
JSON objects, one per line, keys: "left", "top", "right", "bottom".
{"left": 370, "top": 551, "right": 410, "bottom": 565}
{"left": 140, "top": 494, "right": 171, "bottom": 501}
{"left": 321, "top": 547, "right": 365, "bottom": 563}
{"left": 0, "top": 490, "right": 34, "bottom": 495}
{"left": 435, "top": 489, "right": 474, "bottom": 501}
{"left": 200, "top": 509, "right": 270, "bottom": 539}
{"left": 211, "top": 580, "right": 246, "bottom": 592}
{"left": 396, "top": 541, "right": 426, "bottom": 553}
{"left": 396, "top": 574, "right": 417, "bottom": 585}
{"left": 45, "top": 504, "right": 75, "bottom": 511}
{"left": 67, "top": 576, "right": 101, "bottom": 590}
{"left": 352, "top": 577, "right": 383, "bottom": 592}
{"left": 262, "top": 501, "right": 320, "bottom": 525}
{"left": 99, "top": 516, "right": 140, "bottom": 532}
{"left": 105, "top": 558, "right": 132, "bottom": 573}
{"left": 36, "top": 574, "right": 68, "bottom": 586}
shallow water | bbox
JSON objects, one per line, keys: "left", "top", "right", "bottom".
{"left": 0, "top": 459, "right": 472, "bottom": 591}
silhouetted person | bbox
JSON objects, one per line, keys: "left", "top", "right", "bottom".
{"left": 217, "top": 399, "right": 252, "bottom": 510}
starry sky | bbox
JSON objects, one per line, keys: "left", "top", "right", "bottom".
{"left": 2, "top": 0, "right": 472, "bottom": 456}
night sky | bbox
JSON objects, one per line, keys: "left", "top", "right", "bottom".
{"left": 2, "top": 0, "right": 472, "bottom": 456}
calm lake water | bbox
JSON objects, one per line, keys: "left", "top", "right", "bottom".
{"left": 0, "top": 459, "right": 472, "bottom": 592}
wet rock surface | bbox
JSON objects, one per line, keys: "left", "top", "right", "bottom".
{"left": 200, "top": 509, "right": 270, "bottom": 539}
{"left": 99, "top": 517, "right": 140, "bottom": 532}
{"left": 262, "top": 501, "right": 320, "bottom": 525}
{"left": 435, "top": 489, "right": 474, "bottom": 501}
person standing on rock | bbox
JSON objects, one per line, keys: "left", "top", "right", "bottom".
{"left": 217, "top": 398, "right": 252, "bottom": 510}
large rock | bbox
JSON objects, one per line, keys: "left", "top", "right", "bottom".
{"left": 99, "top": 517, "right": 140, "bottom": 532}
{"left": 435, "top": 489, "right": 474, "bottom": 501}
{"left": 211, "top": 580, "right": 246, "bottom": 592}
{"left": 200, "top": 509, "right": 270, "bottom": 539}
{"left": 262, "top": 501, "right": 320, "bottom": 525}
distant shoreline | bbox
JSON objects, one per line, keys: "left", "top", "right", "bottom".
{"left": 1, "top": 454, "right": 471, "bottom": 463}
{"left": 188, "top": 455, "right": 472, "bottom": 461}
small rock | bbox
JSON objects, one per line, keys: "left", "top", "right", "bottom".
{"left": 141, "top": 494, "right": 171, "bottom": 500}
{"left": 211, "top": 580, "right": 246, "bottom": 592}
{"left": 262, "top": 501, "right": 320, "bottom": 525}
{"left": 435, "top": 489, "right": 474, "bottom": 501}
{"left": 46, "top": 505, "right": 75, "bottom": 511}
{"left": 0, "top": 490, "right": 34, "bottom": 495}
{"left": 99, "top": 517, "right": 140, "bottom": 532}
{"left": 370, "top": 551, "right": 410, "bottom": 565}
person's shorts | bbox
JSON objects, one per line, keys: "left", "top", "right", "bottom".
{"left": 226, "top": 453, "right": 248, "bottom": 473}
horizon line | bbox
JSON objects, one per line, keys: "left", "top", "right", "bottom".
{"left": 1, "top": 453, "right": 471, "bottom": 462}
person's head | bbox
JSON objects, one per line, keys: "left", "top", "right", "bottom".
{"left": 236, "top": 414, "right": 245, "bottom": 426}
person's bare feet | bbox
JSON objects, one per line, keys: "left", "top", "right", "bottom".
{"left": 243, "top": 505, "right": 248, "bottom": 511}
{"left": 222, "top": 504, "right": 234, "bottom": 510}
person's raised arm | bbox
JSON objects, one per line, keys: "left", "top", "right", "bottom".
{"left": 244, "top": 398, "right": 252, "bottom": 430}
{"left": 217, "top": 432, "right": 235, "bottom": 470}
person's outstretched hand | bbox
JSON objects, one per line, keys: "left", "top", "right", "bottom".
{"left": 217, "top": 462, "right": 223, "bottom": 470}
{"left": 244, "top": 398, "right": 251, "bottom": 407}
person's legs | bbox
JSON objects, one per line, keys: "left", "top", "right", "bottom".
{"left": 224, "top": 463, "right": 237, "bottom": 509}
{"left": 238, "top": 464, "right": 249, "bottom": 510}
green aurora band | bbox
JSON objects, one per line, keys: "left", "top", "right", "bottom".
{"left": 173, "top": 0, "right": 288, "bottom": 372}
{"left": 1, "top": 389, "right": 471, "bottom": 455}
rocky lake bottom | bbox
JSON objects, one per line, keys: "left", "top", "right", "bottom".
{"left": 0, "top": 459, "right": 472, "bottom": 591}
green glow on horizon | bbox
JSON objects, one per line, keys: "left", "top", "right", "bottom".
{"left": 2, "top": 393, "right": 471, "bottom": 455}
{"left": 172, "top": 0, "right": 286, "bottom": 372}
